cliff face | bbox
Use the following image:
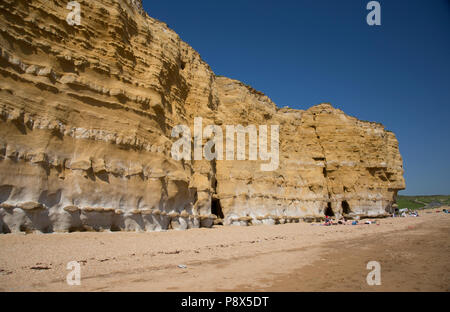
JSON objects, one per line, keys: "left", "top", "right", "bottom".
{"left": 0, "top": 0, "right": 405, "bottom": 233}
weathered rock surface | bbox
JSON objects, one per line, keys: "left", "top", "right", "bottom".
{"left": 0, "top": 0, "right": 405, "bottom": 233}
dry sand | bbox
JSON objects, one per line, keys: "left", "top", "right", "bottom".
{"left": 0, "top": 209, "right": 449, "bottom": 292}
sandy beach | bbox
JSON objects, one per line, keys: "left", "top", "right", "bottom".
{"left": 0, "top": 209, "right": 448, "bottom": 292}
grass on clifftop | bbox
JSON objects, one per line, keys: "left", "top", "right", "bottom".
{"left": 397, "top": 195, "right": 450, "bottom": 209}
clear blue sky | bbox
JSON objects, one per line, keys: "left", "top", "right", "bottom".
{"left": 142, "top": 0, "right": 450, "bottom": 195}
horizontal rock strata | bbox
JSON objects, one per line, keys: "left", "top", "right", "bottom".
{"left": 0, "top": 0, "right": 405, "bottom": 233}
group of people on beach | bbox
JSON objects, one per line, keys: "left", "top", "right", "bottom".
{"left": 322, "top": 216, "right": 377, "bottom": 226}
{"left": 323, "top": 216, "right": 350, "bottom": 226}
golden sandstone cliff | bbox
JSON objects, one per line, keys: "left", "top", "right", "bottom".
{"left": 0, "top": 0, "right": 405, "bottom": 233}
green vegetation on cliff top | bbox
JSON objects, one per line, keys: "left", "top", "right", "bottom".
{"left": 397, "top": 195, "right": 450, "bottom": 210}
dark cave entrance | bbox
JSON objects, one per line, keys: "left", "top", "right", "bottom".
{"left": 211, "top": 198, "right": 224, "bottom": 220}
{"left": 342, "top": 200, "right": 351, "bottom": 215}
{"left": 325, "top": 202, "right": 334, "bottom": 217}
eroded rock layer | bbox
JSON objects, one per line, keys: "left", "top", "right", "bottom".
{"left": 0, "top": 0, "right": 405, "bottom": 233}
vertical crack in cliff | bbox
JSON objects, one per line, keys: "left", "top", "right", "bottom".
{"left": 211, "top": 157, "right": 218, "bottom": 195}
{"left": 312, "top": 114, "right": 332, "bottom": 212}
{"left": 210, "top": 157, "right": 224, "bottom": 221}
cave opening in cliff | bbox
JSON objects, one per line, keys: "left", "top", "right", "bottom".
{"left": 342, "top": 200, "right": 351, "bottom": 214}
{"left": 211, "top": 198, "right": 224, "bottom": 220}
{"left": 325, "top": 202, "right": 334, "bottom": 217}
